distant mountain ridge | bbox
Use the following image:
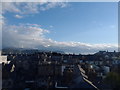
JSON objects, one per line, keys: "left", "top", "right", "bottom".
{"left": 2, "top": 47, "right": 65, "bottom": 54}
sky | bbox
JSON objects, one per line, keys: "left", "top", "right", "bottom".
{"left": 1, "top": 2, "right": 118, "bottom": 54}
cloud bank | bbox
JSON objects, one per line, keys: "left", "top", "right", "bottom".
{"left": 2, "top": 23, "right": 118, "bottom": 54}
{"left": 2, "top": 2, "right": 67, "bottom": 16}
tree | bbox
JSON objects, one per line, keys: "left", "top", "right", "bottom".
{"left": 104, "top": 72, "right": 120, "bottom": 89}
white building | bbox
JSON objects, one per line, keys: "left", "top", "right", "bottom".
{"left": 0, "top": 51, "right": 8, "bottom": 90}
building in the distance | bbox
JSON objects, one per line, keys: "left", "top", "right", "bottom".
{"left": 0, "top": 51, "right": 8, "bottom": 89}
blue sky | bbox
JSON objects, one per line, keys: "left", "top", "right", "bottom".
{"left": 2, "top": 2, "right": 118, "bottom": 54}
{"left": 4, "top": 2, "right": 118, "bottom": 44}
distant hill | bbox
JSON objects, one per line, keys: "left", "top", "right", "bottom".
{"left": 2, "top": 48, "right": 65, "bottom": 55}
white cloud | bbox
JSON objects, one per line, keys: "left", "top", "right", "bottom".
{"left": 1, "top": 0, "right": 119, "bottom": 2}
{"left": 2, "top": 2, "right": 21, "bottom": 14}
{"left": 49, "top": 25, "right": 53, "bottom": 28}
{"left": 2, "top": 23, "right": 50, "bottom": 48}
{"left": 109, "top": 25, "right": 116, "bottom": 29}
{"left": 0, "top": 15, "right": 4, "bottom": 26}
{"left": 26, "top": 23, "right": 41, "bottom": 27}
{"left": 40, "top": 2, "right": 68, "bottom": 11}
{"left": 2, "top": 2, "right": 68, "bottom": 15}
{"left": 14, "top": 14, "right": 23, "bottom": 18}
{"left": 2, "top": 23, "right": 118, "bottom": 54}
